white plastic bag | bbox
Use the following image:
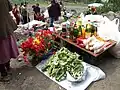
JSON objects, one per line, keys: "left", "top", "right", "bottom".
{"left": 43, "top": 9, "right": 49, "bottom": 18}
{"left": 108, "top": 18, "right": 120, "bottom": 58}
{"left": 98, "top": 16, "right": 120, "bottom": 58}
{"left": 97, "top": 17, "right": 120, "bottom": 43}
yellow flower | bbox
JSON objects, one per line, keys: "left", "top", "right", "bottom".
{"left": 33, "top": 38, "right": 40, "bottom": 45}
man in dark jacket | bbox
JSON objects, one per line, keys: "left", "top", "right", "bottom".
{"left": 48, "top": 0, "right": 61, "bottom": 27}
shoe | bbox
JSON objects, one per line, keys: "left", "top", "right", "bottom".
{"left": 7, "top": 70, "right": 12, "bottom": 75}
{"left": 7, "top": 68, "right": 12, "bottom": 75}
{"left": 0, "top": 74, "right": 12, "bottom": 82}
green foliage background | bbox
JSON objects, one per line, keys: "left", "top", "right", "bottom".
{"left": 96, "top": 0, "right": 120, "bottom": 13}
{"left": 12, "top": 0, "right": 46, "bottom": 4}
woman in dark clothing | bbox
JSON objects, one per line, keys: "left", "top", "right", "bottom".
{"left": 0, "top": 0, "right": 19, "bottom": 82}
{"left": 12, "top": 4, "right": 20, "bottom": 25}
{"left": 48, "top": 0, "right": 61, "bottom": 27}
{"left": 33, "top": 3, "right": 40, "bottom": 20}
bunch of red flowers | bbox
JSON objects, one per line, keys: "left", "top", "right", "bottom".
{"left": 20, "top": 30, "right": 54, "bottom": 58}
{"left": 35, "top": 29, "right": 52, "bottom": 39}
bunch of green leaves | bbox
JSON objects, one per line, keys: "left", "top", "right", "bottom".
{"left": 42, "top": 47, "right": 84, "bottom": 82}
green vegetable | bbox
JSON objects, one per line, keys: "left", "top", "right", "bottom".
{"left": 55, "top": 68, "right": 66, "bottom": 81}
{"left": 42, "top": 47, "right": 84, "bottom": 82}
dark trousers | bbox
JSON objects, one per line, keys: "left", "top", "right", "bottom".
{"left": 34, "top": 14, "right": 37, "bottom": 20}
{"left": 50, "top": 17, "right": 59, "bottom": 27}
{"left": 50, "top": 17, "right": 54, "bottom": 27}
{"left": 23, "top": 16, "right": 30, "bottom": 24}
{"left": 0, "top": 61, "right": 10, "bottom": 77}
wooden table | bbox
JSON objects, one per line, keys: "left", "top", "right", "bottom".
{"left": 55, "top": 34, "right": 116, "bottom": 64}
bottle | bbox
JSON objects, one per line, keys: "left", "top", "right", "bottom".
{"left": 61, "top": 24, "right": 67, "bottom": 38}
{"left": 92, "top": 21, "right": 98, "bottom": 37}
{"left": 78, "top": 25, "right": 82, "bottom": 37}
{"left": 81, "top": 25, "right": 85, "bottom": 38}
{"left": 69, "top": 22, "right": 74, "bottom": 39}
{"left": 94, "top": 26, "right": 97, "bottom": 36}
{"left": 62, "top": 24, "right": 66, "bottom": 32}
{"left": 66, "top": 21, "right": 71, "bottom": 39}
{"left": 73, "top": 24, "right": 79, "bottom": 38}
{"left": 76, "top": 16, "right": 82, "bottom": 28}
{"left": 85, "top": 20, "right": 92, "bottom": 38}
{"left": 91, "top": 25, "right": 95, "bottom": 36}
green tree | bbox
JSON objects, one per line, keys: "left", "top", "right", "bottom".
{"left": 96, "top": 0, "right": 120, "bottom": 13}
{"left": 109, "top": 0, "right": 120, "bottom": 12}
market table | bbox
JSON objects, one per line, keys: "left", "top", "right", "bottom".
{"left": 54, "top": 34, "right": 116, "bottom": 64}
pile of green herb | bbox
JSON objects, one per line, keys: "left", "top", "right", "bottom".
{"left": 42, "top": 47, "right": 84, "bottom": 82}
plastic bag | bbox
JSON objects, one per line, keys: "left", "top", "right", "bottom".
{"left": 109, "top": 18, "right": 120, "bottom": 58}
{"left": 98, "top": 16, "right": 120, "bottom": 58}
{"left": 97, "top": 17, "right": 120, "bottom": 43}
{"left": 43, "top": 9, "right": 49, "bottom": 18}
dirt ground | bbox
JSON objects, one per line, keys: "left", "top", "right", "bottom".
{"left": 0, "top": 5, "right": 120, "bottom": 90}
{"left": 0, "top": 53, "right": 120, "bottom": 90}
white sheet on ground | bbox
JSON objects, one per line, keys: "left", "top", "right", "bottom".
{"left": 88, "top": 3, "right": 104, "bottom": 7}
{"left": 36, "top": 59, "right": 106, "bottom": 90}
{"left": 18, "top": 20, "right": 46, "bottom": 29}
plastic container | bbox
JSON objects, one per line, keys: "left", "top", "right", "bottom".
{"left": 66, "top": 62, "right": 87, "bottom": 82}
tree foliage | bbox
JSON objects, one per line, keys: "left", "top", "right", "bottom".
{"left": 97, "top": 0, "right": 120, "bottom": 13}
{"left": 109, "top": 0, "right": 120, "bottom": 12}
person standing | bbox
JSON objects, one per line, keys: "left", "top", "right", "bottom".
{"left": 0, "top": 0, "right": 19, "bottom": 82}
{"left": 19, "top": 2, "right": 24, "bottom": 24}
{"left": 33, "top": 3, "right": 40, "bottom": 20}
{"left": 48, "top": 0, "right": 61, "bottom": 27}
{"left": 12, "top": 4, "right": 20, "bottom": 25}
{"left": 19, "top": 2, "right": 24, "bottom": 14}
{"left": 21, "top": 4, "right": 30, "bottom": 24}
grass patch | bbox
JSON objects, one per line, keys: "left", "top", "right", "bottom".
{"left": 12, "top": 0, "right": 87, "bottom": 7}
{"left": 65, "top": 3, "right": 87, "bottom": 7}
{"left": 12, "top": 0, "right": 48, "bottom": 5}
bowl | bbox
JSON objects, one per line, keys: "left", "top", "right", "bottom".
{"left": 66, "top": 62, "right": 87, "bottom": 82}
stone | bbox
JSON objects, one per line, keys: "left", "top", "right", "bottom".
{"left": 106, "top": 11, "right": 116, "bottom": 20}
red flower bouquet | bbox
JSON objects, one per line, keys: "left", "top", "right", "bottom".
{"left": 20, "top": 30, "right": 55, "bottom": 65}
